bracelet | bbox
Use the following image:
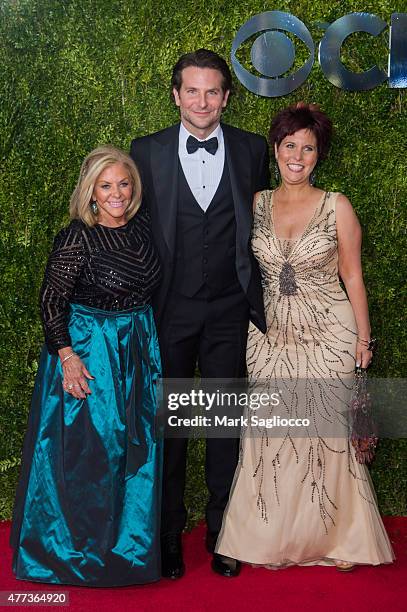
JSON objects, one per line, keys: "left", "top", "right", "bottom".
{"left": 357, "top": 337, "right": 377, "bottom": 351}
{"left": 60, "top": 351, "right": 78, "bottom": 365}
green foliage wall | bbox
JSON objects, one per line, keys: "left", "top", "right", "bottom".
{"left": 0, "top": 0, "right": 406, "bottom": 521}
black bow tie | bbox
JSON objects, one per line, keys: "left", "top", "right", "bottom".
{"left": 186, "top": 135, "right": 218, "bottom": 155}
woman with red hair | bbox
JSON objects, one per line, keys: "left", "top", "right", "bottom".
{"left": 216, "top": 103, "right": 394, "bottom": 571}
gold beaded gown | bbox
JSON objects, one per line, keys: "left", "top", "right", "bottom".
{"left": 216, "top": 190, "right": 394, "bottom": 567}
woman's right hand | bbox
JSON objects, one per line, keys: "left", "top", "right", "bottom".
{"left": 59, "top": 348, "right": 94, "bottom": 399}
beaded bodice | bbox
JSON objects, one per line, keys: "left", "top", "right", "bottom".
{"left": 252, "top": 190, "right": 349, "bottom": 335}
{"left": 40, "top": 205, "right": 161, "bottom": 353}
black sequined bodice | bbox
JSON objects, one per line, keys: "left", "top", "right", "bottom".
{"left": 40, "top": 206, "right": 161, "bottom": 353}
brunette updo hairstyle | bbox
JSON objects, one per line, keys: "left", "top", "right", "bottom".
{"left": 269, "top": 103, "right": 333, "bottom": 161}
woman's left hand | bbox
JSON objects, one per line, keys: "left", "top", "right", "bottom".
{"left": 356, "top": 341, "right": 373, "bottom": 369}
{"left": 58, "top": 346, "right": 94, "bottom": 399}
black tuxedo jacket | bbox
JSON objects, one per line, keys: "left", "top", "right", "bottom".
{"left": 130, "top": 122, "right": 270, "bottom": 332}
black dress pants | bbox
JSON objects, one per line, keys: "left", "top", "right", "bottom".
{"left": 158, "top": 288, "right": 249, "bottom": 537}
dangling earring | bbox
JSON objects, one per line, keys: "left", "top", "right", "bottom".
{"left": 90, "top": 200, "right": 98, "bottom": 215}
{"left": 274, "top": 163, "right": 281, "bottom": 185}
{"left": 309, "top": 171, "right": 316, "bottom": 186}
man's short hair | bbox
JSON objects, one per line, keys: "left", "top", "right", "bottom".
{"left": 171, "top": 48, "right": 233, "bottom": 93}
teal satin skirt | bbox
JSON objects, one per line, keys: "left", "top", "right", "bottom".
{"left": 11, "top": 303, "right": 162, "bottom": 586}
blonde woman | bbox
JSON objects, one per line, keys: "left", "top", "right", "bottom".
{"left": 11, "top": 146, "right": 163, "bottom": 586}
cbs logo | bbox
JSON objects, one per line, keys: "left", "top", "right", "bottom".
{"left": 231, "top": 11, "right": 407, "bottom": 96}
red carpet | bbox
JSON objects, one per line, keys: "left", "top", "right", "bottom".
{"left": 0, "top": 518, "right": 405, "bottom": 611}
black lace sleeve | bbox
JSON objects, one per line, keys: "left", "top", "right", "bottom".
{"left": 39, "top": 222, "right": 85, "bottom": 354}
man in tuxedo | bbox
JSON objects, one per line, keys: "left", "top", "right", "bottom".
{"left": 130, "top": 49, "right": 270, "bottom": 579}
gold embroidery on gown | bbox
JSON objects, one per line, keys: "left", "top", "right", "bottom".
{"left": 216, "top": 190, "right": 394, "bottom": 567}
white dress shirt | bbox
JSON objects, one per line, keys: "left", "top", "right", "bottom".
{"left": 178, "top": 123, "right": 225, "bottom": 212}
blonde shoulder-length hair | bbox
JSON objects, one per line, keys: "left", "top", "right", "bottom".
{"left": 69, "top": 145, "right": 142, "bottom": 226}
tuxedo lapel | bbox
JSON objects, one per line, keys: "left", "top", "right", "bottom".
{"left": 150, "top": 124, "right": 179, "bottom": 255}
{"left": 223, "top": 124, "right": 253, "bottom": 292}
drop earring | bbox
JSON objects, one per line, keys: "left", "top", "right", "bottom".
{"left": 274, "top": 163, "right": 281, "bottom": 184}
{"left": 90, "top": 200, "right": 98, "bottom": 215}
{"left": 309, "top": 171, "right": 316, "bottom": 186}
